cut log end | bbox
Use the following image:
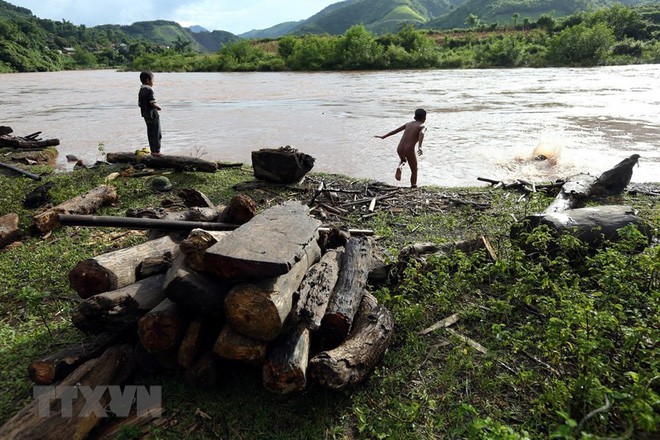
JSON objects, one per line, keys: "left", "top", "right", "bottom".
{"left": 69, "top": 259, "right": 114, "bottom": 298}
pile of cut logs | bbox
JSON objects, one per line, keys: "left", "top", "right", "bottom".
{"left": 31, "top": 201, "right": 394, "bottom": 396}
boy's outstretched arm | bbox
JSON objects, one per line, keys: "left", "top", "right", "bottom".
{"left": 374, "top": 124, "right": 406, "bottom": 139}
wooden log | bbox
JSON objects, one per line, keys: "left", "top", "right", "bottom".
{"left": 321, "top": 236, "right": 373, "bottom": 348}
{"left": 177, "top": 319, "right": 219, "bottom": 369}
{"left": 213, "top": 324, "right": 268, "bottom": 365}
{"left": 206, "top": 201, "right": 321, "bottom": 280}
{"left": 543, "top": 174, "right": 598, "bottom": 213}
{"left": 69, "top": 235, "right": 178, "bottom": 298}
{"left": 263, "top": 324, "right": 310, "bottom": 394}
{"left": 27, "top": 333, "right": 122, "bottom": 385}
{"left": 0, "top": 345, "right": 135, "bottom": 440}
{"left": 33, "top": 185, "right": 118, "bottom": 234}
{"left": 72, "top": 274, "right": 167, "bottom": 333}
{"left": 528, "top": 205, "right": 651, "bottom": 247}
{"left": 309, "top": 293, "right": 394, "bottom": 390}
{"left": 176, "top": 188, "right": 215, "bottom": 208}
{"left": 179, "top": 229, "right": 231, "bottom": 272}
{"left": 163, "top": 251, "right": 229, "bottom": 316}
{"left": 106, "top": 152, "right": 217, "bottom": 173}
{"left": 224, "top": 241, "right": 321, "bottom": 341}
{"left": 0, "top": 162, "right": 41, "bottom": 180}
{"left": 0, "top": 134, "right": 59, "bottom": 150}
{"left": 137, "top": 253, "right": 172, "bottom": 279}
{"left": 219, "top": 194, "right": 257, "bottom": 225}
{"left": 138, "top": 298, "right": 187, "bottom": 353}
{"left": 184, "top": 350, "right": 220, "bottom": 388}
{"left": 0, "top": 213, "right": 20, "bottom": 249}
{"left": 295, "top": 248, "right": 344, "bottom": 331}
{"left": 251, "top": 146, "right": 315, "bottom": 184}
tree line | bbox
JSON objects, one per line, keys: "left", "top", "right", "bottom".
{"left": 1, "top": 3, "right": 659, "bottom": 73}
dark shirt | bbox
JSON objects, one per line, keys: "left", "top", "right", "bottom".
{"left": 138, "top": 85, "right": 157, "bottom": 119}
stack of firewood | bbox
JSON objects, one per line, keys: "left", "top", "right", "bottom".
{"left": 29, "top": 200, "right": 394, "bottom": 396}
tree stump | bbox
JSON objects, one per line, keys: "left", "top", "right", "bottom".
{"left": 251, "top": 146, "right": 315, "bottom": 184}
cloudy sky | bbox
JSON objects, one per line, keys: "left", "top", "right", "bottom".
{"left": 7, "top": 0, "right": 340, "bottom": 34}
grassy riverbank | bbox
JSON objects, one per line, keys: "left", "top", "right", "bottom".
{"left": 0, "top": 165, "right": 658, "bottom": 439}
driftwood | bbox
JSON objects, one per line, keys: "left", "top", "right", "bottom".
{"left": 28, "top": 333, "right": 122, "bottom": 385}
{"left": 295, "top": 248, "right": 344, "bottom": 331}
{"left": 263, "top": 324, "right": 310, "bottom": 394}
{"left": 0, "top": 345, "right": 135, "bottom": 440}
{"left": 106, "top": 152, "right": 218, "bottom": 173}
{"left": 163, "top": 251, "right": 229, "bottom": 316}
{"left": 309, "top": 293, "right": 394, "bottom": 390}
{"left": 0, "top": 213, "right": 20, "bottom": 249}
{"left": 33, "top": 185, "right": 118, "bottom": 234}
{"left": 58, "top": 214, "right": 238, "bottom": 233}
{"left": 72, "top": 275, "right": 167, "bottom": 333}
{"left": 69, "top": 235, "right": 178, "bottom": 298}
{"left": 205, "top": 201, "right": 321, "bottom": 280}
{"left": 138, "top": 298, "right": 187, "bottom": 353}
{"left": 224, "top": 241, "right": 321, "bottom": 341}
{"left": 321, "top": 236, "right": 373, "bottom": 348}
{"left": 521, "top": 205, "right": 651, "bottom": 247}
{"left": 251, "top": 146, "right": 315, "bottom": 184}
{"left": 0, "top": 133, "right": 60, "bottom": 150}
{"left": 0, "top": 162, "right": 41, "bottom": 180}
{"left": 213, "top": 324, "right": 268, "bottom": 365}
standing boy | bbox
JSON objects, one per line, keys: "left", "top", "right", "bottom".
{"left": 375, "top": 108, "right": 426, "bottom": 188}
{"left": 138, "top": 71, "right": 163, "bottom": 156}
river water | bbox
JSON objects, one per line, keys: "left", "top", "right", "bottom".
{"left": 2, "top": 66, "right": 659, "bottom": 186}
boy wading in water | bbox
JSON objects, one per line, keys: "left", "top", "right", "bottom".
{"left": 138, "top": 71, "right": 163, "bottom": 156}
{"left": 375, "top": 108, "right": 426, "bottom": 188}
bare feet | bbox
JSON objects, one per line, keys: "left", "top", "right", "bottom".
{"left": 411, "top": 184, "right": 418, "bottom": 189}
{"left": 152, "top": 152, "right": 163, "bottom": 157}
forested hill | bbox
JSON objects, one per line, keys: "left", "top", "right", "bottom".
{"left": 240, "top": 0, "right": 652, "bottom": 37}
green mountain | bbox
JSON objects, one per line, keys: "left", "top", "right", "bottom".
{"left": 241, "top": 0, "right": 652, "bottom": 37}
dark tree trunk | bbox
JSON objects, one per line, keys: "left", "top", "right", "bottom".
{"left": 106, "top": 152, "right": 218, "bottom": 172}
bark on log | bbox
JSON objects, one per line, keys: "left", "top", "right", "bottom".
{"left": 138, "top": 298, "right": 187, "bottom": 353}
{"left": 0, "top": 162, "right": 41, "bottom": 180}
{"left": 0, "top": 213, "right": 20, "bottom": 249}
{"left": 69, "top": 235, "right": 178, "bottom": 298}
{"left": 251, "top": 146, "right": 315, "bottom": 184}
{"left": 309, "top": 293, "right": 394, "bottom": 390}
{"left": 179, "top": 229, "right": 231, "bottom": 272}
{"left": 295, "top": 248, "right": 344, "bottom": 331}
{"left": 262, "top": 324, "right": 310, "bottom": 394}
{"left": 178, "top": 319, "right": 220, "bottom": 369}
{"left": 27, "top": 332, "right": 122, "bottom": 385}
{"left": 219, "top": 194, "right": 257, "bottom": 225}
{"left": 321, "top": 236, "right": 373, "bottom": 348}
{"left": 213, "top": 324, "right": 268, "bottom": 365}
{"left": 106, "top": 152, "right": 217, "bottom": 173}
{"left": 33, "top": 185, "right": 118, "bottom": 234}
{"left": 205, "top": 201, "right": 321, "bottom": 280}
{"left": 224, "top": 241, "right": 321, "bottom": 342}
{"left": 0, "top": 345, "right": 135, "bottom": 440}
{"left": 0, "top": 134, "right": 59, "bottom": 150}
{"left": 72, "top": 274, "right": 167, "bottom": 333}
{"left": 163, "top": 251, "right": 229, "bottom": 316}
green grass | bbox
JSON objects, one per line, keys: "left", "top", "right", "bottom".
{"left": 0, "top": 165, "right": 658, "bottom": 439}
